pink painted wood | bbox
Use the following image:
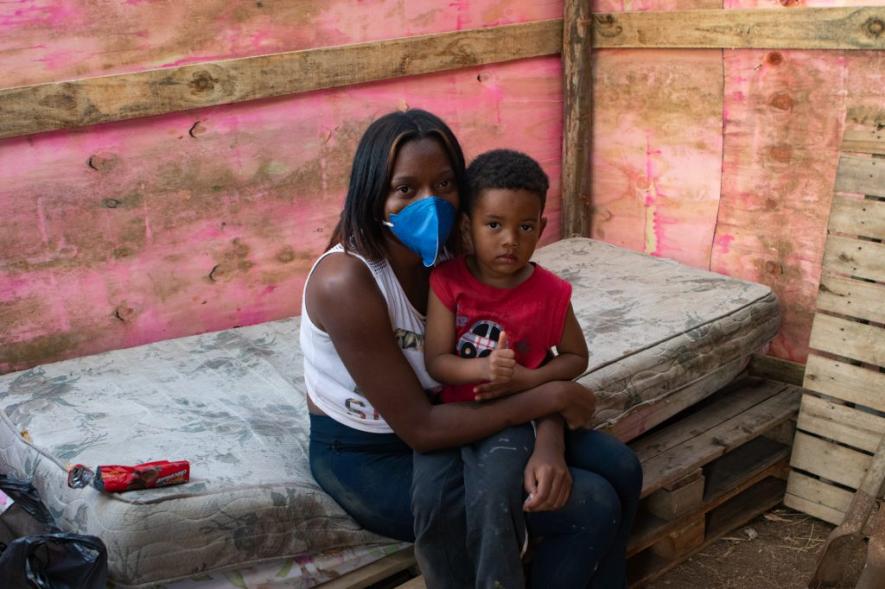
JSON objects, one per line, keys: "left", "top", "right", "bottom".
{"left": 590, "top": 48, "right": 724, "bottom": 269}
{"left": 591, "top": 0, "right": 884, "bottom": 363}
{"left": 0, "top": 0, "right": 561, "bottom": 89}
{"left": 0, "top": 57, "right": 563, "bottom": 372}
{"left": 712, "top": 0, "right": 885, "bottom": 362}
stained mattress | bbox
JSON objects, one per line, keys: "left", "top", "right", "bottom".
{"left": 0, "top": 237, "right": 779, "bottom": 587}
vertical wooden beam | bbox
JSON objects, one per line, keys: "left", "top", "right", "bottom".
{"left": 561, "top": 0, "right": 593, "bottom": 238}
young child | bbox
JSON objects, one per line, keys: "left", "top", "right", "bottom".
{"left": 412, "top": 149, "right": 591, "bottom": 588}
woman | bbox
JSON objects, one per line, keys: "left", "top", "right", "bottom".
{"left": 301, "top": 109, "right": 641, "bottom": 588}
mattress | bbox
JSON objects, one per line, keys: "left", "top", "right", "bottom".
{"left": 534, "top": 238, "right": 780, "bottom": 430}
{"left": 0, "top": 237, "right": 779, "bottom": 587}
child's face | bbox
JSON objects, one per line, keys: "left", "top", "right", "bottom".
{"left": 384, "top": 137, "right": 459, "bottom": 222}
{"left": 467, "top": 188, "right": 546, "bottom": 282}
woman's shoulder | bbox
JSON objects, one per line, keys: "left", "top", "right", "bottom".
{"left": 308, "top": 250, "right": 384, "bottom": 305}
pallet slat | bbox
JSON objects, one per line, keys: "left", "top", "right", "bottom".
{"left": 834, "top": 156, "right": 885, "bottom": 200}
{"left": 629, "top": 437, "right": 789, "bottom": 557}
{"left": 786, "top": 470, "right": 854, "bottom": 525}
{"left": 844, "top": 107, "right": 885, "bottom": 156}
{"left": 790, "top": 431, "right": 872, "bottom": 489}
{"left": 627, "top": 477, "right": 786, "bottom": 587}
{"left": 821, "top": 235, "right": 885, "bottom": 284}
{"left": 816, "top": 273, "right": 885, "bottom": 325}
{"left": 631, "top": 378, "right": 787, "bottom": 463}
{"left": 639, "top": 385, "right": 800, "bottom": 497}
{"left": 809, "top": 314, "right": 885, "bottom": 368}
{"left": 804, "top": 354, "right": 885, "bottom": 412}
{"left": 748, "top": 354, "right": 806, "bottom": 386}
{"left": 318, "top": 547, "right": 415, "bottom": 589}
{"left": 796, "top": 394, "right": 885, "bottom": 453}
{"left": 827, "top": 194, "right": 885, "bottom": 238}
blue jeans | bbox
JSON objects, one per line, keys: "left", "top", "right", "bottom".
{"left": 412, "top": 424, "right": 534, "bottom": 589}
{"left": 309, "top": 414, "right": 642, "bottom": 588}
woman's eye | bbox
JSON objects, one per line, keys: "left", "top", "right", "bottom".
{"left": 395, "top": 186, "right": 411, "bottom": 195}
{"left": 438, "top": 179, "right": 451, "bottom": 189}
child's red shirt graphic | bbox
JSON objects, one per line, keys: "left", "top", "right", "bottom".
{"left": 430, "top": 256, "right": 572, "bottom": 403}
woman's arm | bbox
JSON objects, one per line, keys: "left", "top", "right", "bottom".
{"left": 523, "top": 415, "right": 572, "bottom": 512}
{"left": 306, "top": 254, "right": 594, "bottom": 452}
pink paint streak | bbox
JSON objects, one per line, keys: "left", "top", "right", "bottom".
{"left": 0, "top": 57, "right": 562, "bottom": 372}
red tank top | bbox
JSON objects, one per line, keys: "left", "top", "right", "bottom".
{"left": 430, "top": 257, "right": 572, "bottom": 403}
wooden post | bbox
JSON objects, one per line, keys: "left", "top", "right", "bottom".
{"left": 561, "top": 0, "right": 593, "bottom": 238}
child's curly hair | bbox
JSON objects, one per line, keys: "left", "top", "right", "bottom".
{"left": 464, "top": 149, "right": 549, "bottom": 215}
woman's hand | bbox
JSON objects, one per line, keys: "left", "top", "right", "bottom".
{"left": 523, "top": 419, "right": 572, "bottom": 512}
{"left": 557, "top": 381, "right": 597, "bottom": 430}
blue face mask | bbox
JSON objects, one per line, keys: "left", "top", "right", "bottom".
{"left": 383, "top": 196, "right": 457, "bottom": 267}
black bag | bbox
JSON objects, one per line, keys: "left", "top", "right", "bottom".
{"left": 0, "top": 475, "right": 107, "bottom": 589}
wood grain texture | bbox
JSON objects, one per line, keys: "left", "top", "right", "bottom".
{"left": 843, "top": 106, "right": 885, "bottom": 156}
{"left": 561, "top": 0, "right": 593, "bottom": 238}
{"left": 804, "top": 354, "right": 885, "bottom": 412}
{"left": 592, "top": 7, "right": 885, "bottom": 49}
{"left": 816, "top": 272, "right": 885, "bottom": 324}
{"left": 0, "top": 0, "right": 564, "bottom": 89}
{"left": 0, "top": 20, "right": 562, "bottom": 140}
{"left": 639, "top": 384, "right": 800, "bottom": 497}
{"left": 790, "top": 430, "right": 871, "bottom": 489}
{"left": 797, "top": 393, "right": 885, "bottom": 453}
{"left": 590, "top": 48, "right": 723, "bottom": 269}
{"left": 822, "top": 234, "right": 885, "bottom": 283}
{"left": 834, "top": 155, "right": 885, "bottom": 198}
{"left": 711, "top": 50, "right": 884, "bottom": 363}
{"left": 0, "top": 57, "right": 565, "bottom": 373}
{"left": 748, "top": 353, "right": 806, "bottom": 386}
{"left": 827, "top": 194, "right": 885, "bottom": 238}
{"left": 785, "top": 470, "right": 852, "bottom": 526}
{"left": 809, "top": 313, "right": 885, "bottom": 366}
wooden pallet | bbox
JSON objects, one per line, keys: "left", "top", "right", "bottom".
{"left": 328, "top": 376, "right": 801, "bottom": 589}
{"left": 625, "top": 377, "right": 799, "bottom": 587}
{"left": 784, "top": 111, "right": 885, "bottom": 526}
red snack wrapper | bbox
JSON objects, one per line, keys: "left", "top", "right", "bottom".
{"left": 67, "top": 460, "right": 190, "bottom": 493}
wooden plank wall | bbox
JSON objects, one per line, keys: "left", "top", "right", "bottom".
{"left": 0, "top": 1, "right": 565, "bottom": 373}
{"left": 590, "top": 0, "right": 884, "bottom": 363}
{"left": 1, "top": 1, "right": 883, "bottom": 373}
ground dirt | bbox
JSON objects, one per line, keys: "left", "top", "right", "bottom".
{"left": 647, "top": 504, "right": 833, "bottom": 589}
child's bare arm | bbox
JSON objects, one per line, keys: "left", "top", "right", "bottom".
{"left": 425, "top": 290, "right": 515, "bottom": 385}
{"left": 475, "top": 304, "right": 588, "bottom": 399}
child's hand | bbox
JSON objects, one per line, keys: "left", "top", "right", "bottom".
{"left": 475, "top": 332, "right": 517, "bottom": 399}
{"left": 474, "top": 364, "right": 530, "bottom": 400}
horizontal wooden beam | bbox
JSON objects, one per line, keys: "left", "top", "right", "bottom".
{"left": 1, "top": 7, "right": 883, "bottom": 140}
{"left": 0, "top": 20, "right": 562, "bottom": 141}
{"left": 593, "top": 7, "right": 885, "bottom": 49}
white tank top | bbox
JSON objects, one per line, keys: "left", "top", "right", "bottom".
{"left": 300, "top": 244, "right": 441, "bottom": 433}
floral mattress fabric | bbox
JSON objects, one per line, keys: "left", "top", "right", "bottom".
{"left": 533, "top": 238, "right": 780, "bottom": 428}
{"left": 0, "top": 238, "right": 779, "bottom": 587}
